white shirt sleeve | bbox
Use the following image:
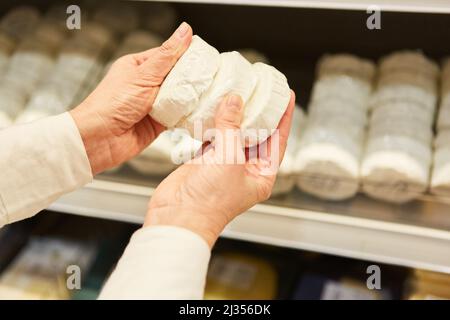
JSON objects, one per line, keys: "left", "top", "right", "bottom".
{"left": 0, "top": 112, "right": 211, "bottom": 299}
{"left": 0, "top": 112, "right": 92, "bottom": 228}
{"left": 99, "top": 226, "right": 211, "bottom": 300}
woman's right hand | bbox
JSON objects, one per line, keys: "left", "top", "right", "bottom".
{"left": 144, "top": 92, "right": 295, "bottom": 247}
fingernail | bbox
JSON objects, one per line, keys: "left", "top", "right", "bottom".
{"left": 227, "top": 94, "right": 242, "bottom": 108}
{"left": 176, "top": 22, "right": 189, "bottom": 38}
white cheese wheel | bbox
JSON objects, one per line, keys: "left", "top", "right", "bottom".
{"left": 295, "top": 143, "right": 360, "bottom": 200}
{"left": 129, "top": 129, "right": 202, "bottom": 176}
{"left": 368, "top": 120, "right": 432, "bottom": 147}
{"left": 317, "top": 54, "right": 375, "bottom": 82}
{"left": 180, "top": 51, "right": 257, "bottom": 139}
{"left": 0, "top": 53, "right": 9, "bottom": 74}
{"left": 241, "top": 62, "right": 290, "bottom": 146}
{"left": 431, "top": 147, "right": 450, "bottom": 195}
{"left": 434, "top": 129, "right": 450, "bottom": 149}
{"left": 3, "top": 52, "right": 54, "bottom": 95}
{"left": 437, "top": 104, "right": 450, "bottom": 130}
{"left": 129, "top": 131, "right": 178, "bottom": 175}
{"left": 0, "top": 84, "right": 27, "bottom": 121}
{"left": 311, "top": 75, "right": 372, "bottom": 108}
{"left": 361, "top": 154, "right": 428, "bottom": 203}
{"left": 272, "top": 106, "right": 306, "bottom": 196}
{"left": 371, "top": 101, "right": 434, "bottom": 127}
{"left": 370, "top": 83, "right": 437, "bottom": 113}
{"left": 378, "top": 51, "right": 439, "bottom": 80}
{"left": 151, "top": 35, "right": 220, "bottom": 128}
{"left": 363, "top": 136, "right": 431, "bottom": 178}
{"left": 361, "top": 136, "right": 430, "bottom": 203}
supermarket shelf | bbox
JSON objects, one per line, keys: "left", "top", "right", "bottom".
{"left": 50, "top": 171, "right": 450, "bottom": 274}
{"left": 134, "top": 0, "right": 450, "bottom": 14}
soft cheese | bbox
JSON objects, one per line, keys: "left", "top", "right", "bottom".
{"left": 179, "top": 51, "right": 257, "bottom": 139}
{"left": 151, "top": 35, "right": 220, "bottom": 128}
{"left": 241, "top": 62, "right": 291, "bottom": 146}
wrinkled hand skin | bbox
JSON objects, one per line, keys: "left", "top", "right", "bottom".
{"left": 70, "top": 22, "right": 193, "bottom": 175}
{"left": 145, "top": 92, "right": 296, "bottom": 247}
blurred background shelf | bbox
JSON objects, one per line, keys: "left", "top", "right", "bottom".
{"left": 133, "top": 0, "right": 450, "bottom": 14}
{"left": 50, "top": 169, "right": 450, "bottom": 275}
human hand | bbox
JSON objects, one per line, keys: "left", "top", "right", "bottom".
{"left": 70, "top": 22, "right": 193, "bottom": 175}
{"left": 144, "top": 92, "right": 296, "bottom": 247}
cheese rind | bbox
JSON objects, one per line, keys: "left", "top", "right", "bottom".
{"left": 179, "top": 51, "right": 257, "bottom": 139}
{"left": 151, "top": 35, "right": 220, "bottom": 128}
{"left": 241, "top": 62, "right": 290, "bottom": 146}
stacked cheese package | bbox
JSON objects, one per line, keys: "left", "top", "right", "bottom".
{"left": 294, "top": 54, "right": 375, "bottom": 200}
{"left": 272, "top": 106, "right": 306, "bottom": 196}
{"left": 150, "top": 36, "right": 291, "bottom": 147}
{"left": 129, "top": 129, "right": 202, "bottom": 176}
{"left": 240, "top": 49, "right": 303, "bottom": 196}
{"left": 0, "top": 6, "right": 40, "bottom": 41}
{"left": 431, "top": 58, "right": 450, "bottom": 195}
{"left": 0, "top": 32, "right": 14, "bottom": 75}
{"left": 16, "top": 22, "right": 114, "bottom": 124}
{"left": 0, "top": 6, "right": 42, "bottom": 128}
{"left": 361, "top": 51, "right": 439, "bottom": 203}
{"left": 11, "top": 3, "right": 176, "bottom": 126}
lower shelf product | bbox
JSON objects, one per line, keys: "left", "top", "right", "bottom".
{"left": 204, "top": 252, "right": 278, "bottom": 300}
{"left": 405, "top": 269, "right": 450, "bottom": 300}
{"left": 0, "top": 237, "right": 97, "bottom": 299}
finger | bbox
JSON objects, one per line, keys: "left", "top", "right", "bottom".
{"left": 137, "top": 22, "right": 193, "bottom": 83}
{"left": 266, "top": 90, "right": 296, "bottom": 165}
{"left": 194, "top": 141, "right": 211, "bottom": 159}
{"left": 213, "top": 94, "right": 245, "bottom": 164}
{"left": 133, "top": 115, "right": 165, "bottom": 151}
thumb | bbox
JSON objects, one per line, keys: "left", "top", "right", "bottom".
{"left": 137, "top": 22, "right": 193, "bottom": 83}
{"left": 213, "top": 94, "right": 245, "bottom": 164}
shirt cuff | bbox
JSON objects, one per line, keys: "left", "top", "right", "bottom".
{"left": 0, "top": 112, "right": 92, "bottom": 227}
{"left": 99, "top": 226, "right": 211, "bottom": 300}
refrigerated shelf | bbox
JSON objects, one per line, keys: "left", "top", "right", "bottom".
{"left": 40, "top": 0, "right": 450, "bottom": 277}
{"left": 50, "top": 168, "right": 450, "bottom": 275}
{"left": 134, "top": 0, "right": 450, "bottom": 14}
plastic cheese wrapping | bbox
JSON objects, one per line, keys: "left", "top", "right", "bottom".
{"left": 0, "top": 18, "right": 69, "bottom": 126}
{"left": 152, "top": 35, "right": 290, "bottom": 146}
{"left": 15, "top": 23, "right": 113, "bottom": 124}
{"left": 129, "top": 129, "right": 202, "bottom": 176}
{"left": 272, "top": 106, "right": 306, "bottom": 196}
{"left": 431, "top": 58, "right": 450, "bottom": 195}
{"left": 361, "top": 51, "right": 438, "bottom": 203}
{"left": 0, "top": 32, "right": 14, "bottom": 74}
{"left": 0, "top": 6, "right": 41, "bottom": 41}
{"left": 294, "top": 54, "right": 375, "bottom": 200}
